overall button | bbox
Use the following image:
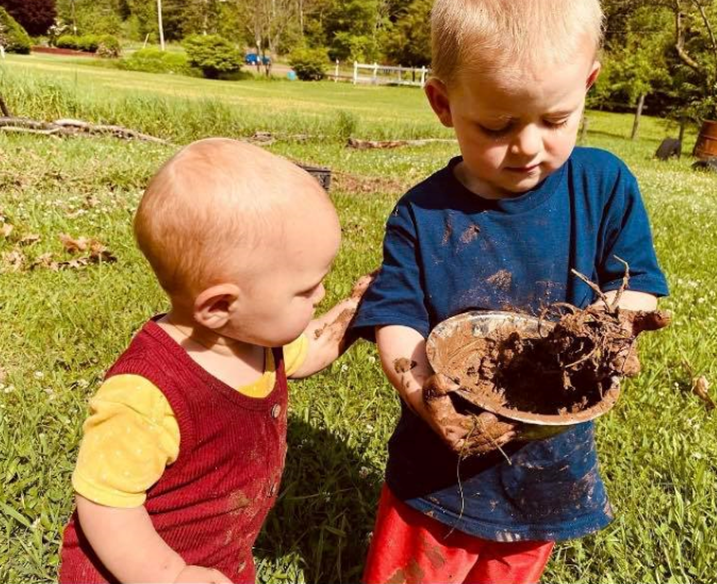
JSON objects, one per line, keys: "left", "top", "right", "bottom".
{"left": 271, "top": 404, "right": 281, "bottom": 419}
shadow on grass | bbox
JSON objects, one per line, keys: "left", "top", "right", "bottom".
{"left": 254, "top": 416, "right": 381, "bottom": 584}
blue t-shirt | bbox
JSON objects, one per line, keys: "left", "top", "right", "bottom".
{"left": 353, "top": 148, "right": 669, "bottom": 543}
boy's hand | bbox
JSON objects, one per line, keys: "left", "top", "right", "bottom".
{"left": 174, "top": 565, "right": 233, "bottom": 584}
{"left": 615, "top": 309, "right": 672, "bottom": 377}
{"left": 422, "top": 373, "right": 517, "bottom": 455}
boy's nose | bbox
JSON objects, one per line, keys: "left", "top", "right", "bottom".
{"left": 510, "top": 125, "right": 541, "bottom": 158}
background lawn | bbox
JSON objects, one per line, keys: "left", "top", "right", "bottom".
{"left": 1, "top": 54, "right": 716, "bottom": 584}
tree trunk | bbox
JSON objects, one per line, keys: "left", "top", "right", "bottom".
{"left": 631, "top": 93, "right": 646, "bottom": 140}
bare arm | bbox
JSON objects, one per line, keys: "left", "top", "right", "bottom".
{"left": 290, "top": 273, "right": 374, "bottom": 379}
{"left": 75, "top": 496, "right": 230, "bottom": 583}
{"left": 602, "top": 289, "right": 657, "bottom": 311}
{"left": 375, "top": 324, "right": 432, "bottom": 416}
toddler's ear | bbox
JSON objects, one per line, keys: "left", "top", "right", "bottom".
{"left": 425, "top": 79, "right": 454, "bottom": 128}
{"left": 586, "top": 61, "right": 601, "bottom": 91}
{"left": 193, "top": 284, "right": 241, "bottom": 330}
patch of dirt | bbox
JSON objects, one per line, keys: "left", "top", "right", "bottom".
{"left": 332, "top": 172, "right": 406, "bottom": 195}
{"left": 486, "top": 269, "right": 512, "bottom": 291}
{"left": 393, "top": 358, "right": 417, "bottom": 374}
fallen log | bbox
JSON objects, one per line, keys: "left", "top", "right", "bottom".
{"left": 0, "top": 117, "right": 169, "bottom": 144}
{"left": 347, "top": 137, "right": 457, "bottom": 149}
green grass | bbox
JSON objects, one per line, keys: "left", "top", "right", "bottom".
{"left": 1, "top": 54, "right": 716, "bottom": 583}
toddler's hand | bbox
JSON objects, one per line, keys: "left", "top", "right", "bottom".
{"left": 173, "top": 565, "right": 233, "bottom": 584}
{"left": 422, "top": 374, "right": 517, "bottom": 455}
{"left": 350, "top": 269, "right": 379, "bottom": 301}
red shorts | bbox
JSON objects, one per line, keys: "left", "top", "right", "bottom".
{"left": 364, "top": 485, "right": 554, "bottom": 584}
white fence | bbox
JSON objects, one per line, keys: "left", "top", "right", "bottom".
{"left": 349, "top": 62, "right": 429, "bottom": 87}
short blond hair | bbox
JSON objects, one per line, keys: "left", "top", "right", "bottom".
{"left": 134, "top": 138, "right": 328, "bottom": 299}
{"left": 431, "top": 0, "right": 604, "bottom": 84}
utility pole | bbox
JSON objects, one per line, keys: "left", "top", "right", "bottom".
{"left": 157, "top": 0, "right": 165, "bottom": 51}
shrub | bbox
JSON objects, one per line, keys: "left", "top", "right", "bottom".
{"left": 96, "top": 34, "right": 121, "bottom": 58}
{"left": 0, "top": 7, "right": 31, "bottom": 54}
{"left": 183, "top": 34, "right": 242, "bottom": 79}
{"left": 76, "top": 34, "right": 99, "bottom": 52}
{"left": 55, "top": 34, "right": 78, "bottom": 50}
{"left": 120, "top": 48, "right": 195, "bottom": 76}
{"left": 289, "top": 47, "right": 328, "bottom": 81}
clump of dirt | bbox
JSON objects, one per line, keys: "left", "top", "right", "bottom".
{"left": 440, "top": 264, "right": 671, "bottom": 420}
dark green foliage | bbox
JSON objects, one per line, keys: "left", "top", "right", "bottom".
{"left": 0, "top": 7, "right": 31, "bottom": 54}
{"left": 0, "top": 0, "right": 56, "bottom": 36}
{"left": 96, "top": 34, "right": 121, "bottom": 58}
{"left": 183, "top": 34, "right": 242, "bottom": 79}
{"left": 119, "top": 47, "right": 195, "bottom": 76}
{"left": 55, "top": 34, "right": 98, "bottom": 52}
{"left": 381, "top": 0, "right": 431, "bottom": 67}
{"left": 289, "top": 47, "right": 328, "bottom": 81}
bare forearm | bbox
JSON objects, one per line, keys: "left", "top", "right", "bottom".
{"left": 293, "top": 296, "right": 361, "bottom": 377}
{"left": 603, "top": 290, "right": 658, "bottom": 311}
{"left": 376, "top": 325, "right": 432, "bottom": 415}
{"left": 76, "top": 496, "right": 185, "bottom": 583}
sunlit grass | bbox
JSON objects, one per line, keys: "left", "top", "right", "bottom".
{"left": 0, "top": 57, "right": 715, "bottom": 583}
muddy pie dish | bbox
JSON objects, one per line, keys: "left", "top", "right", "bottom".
{"left": 426, "top": 311, "right": 621, "bottom": 441}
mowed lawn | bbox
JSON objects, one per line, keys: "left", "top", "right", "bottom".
{"left": 1, "top": 54, "right": 716, "bottom": 583}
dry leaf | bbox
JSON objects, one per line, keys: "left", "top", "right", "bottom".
{"left": 84, "top": 195, "right": 100, "bottom": 208}
{"left": 59, "top": 233, "right": 90, "bottom": 253}
{"left": 2, "top": 249, "right": 25, "bottom": 271}
{"left": 30, "top": 253, "right": 57, "bottom": 270}
{"left": 19, "top": 234, "right": 41, "bottom": 246}
{"left": 692, "top": 376, "right": 715, "bottom": 411}
{"left": 1, "top": 223, "right": 14, "bottom": 239}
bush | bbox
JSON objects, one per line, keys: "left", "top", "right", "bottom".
{"left": 120, "top": 48, "right": 195, "bottom": 76}
{"left": 96, "top": 34, "right": 121, "bottom": 58}
{"left": 0, "top": 7, "right": 31, "bottom": 54}
{"left": 55, "top": 34, "right": 102, "bottom": 53}
{"left": 183, "top": 34, "right": 242, "bottom": 79}
{"left": 55, "top": 34, "right": 78, "bottom": 50}
{"left": 76, "top": 34, "right": 99, "bottom": 52}
{"left": 289, "top": 47, "right": 328, "bottom": 81}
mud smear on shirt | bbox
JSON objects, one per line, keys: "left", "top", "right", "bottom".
{"left": 436, "top": 270, "right": 671, "bottom": 420}
{"left": 460, "top": 224, "right": 481, "bottom": 244}
{"left": 486, "top": 269, "right": 512, "bottom": 291}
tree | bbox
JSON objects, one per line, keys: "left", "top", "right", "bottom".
{"left": 183, "top": 33, "right": 242, "bottom": 78}
{"left": 669, "top": 0, "right": 717, "bottom": 121}
{"left": 599, "top": 7, "right": 673, "bottom": 138}
{"left": 382, "top": 0, "right": 431, "bottom": 67}
{"left": 0, "top": 0, "right": 56, "bottom": 36}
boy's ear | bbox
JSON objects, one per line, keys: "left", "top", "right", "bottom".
{"left": 586, "top": 61, "right": 601, "bottom": 91}
{"left": 425, "top": 78, "right": 454, "bottom": 128}
{"left": 194, "top": 284, "right": 241, "bottom": 331}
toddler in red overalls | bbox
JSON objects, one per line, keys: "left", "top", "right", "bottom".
{"left": 59, "top": 138, "right": 371, "bottom": 584}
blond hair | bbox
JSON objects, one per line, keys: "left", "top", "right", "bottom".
{"left": 431, "top": 0, "right": 604, "bottom": 84}
{"left": 134, "top": 138, "right": 327, "bottom": 299}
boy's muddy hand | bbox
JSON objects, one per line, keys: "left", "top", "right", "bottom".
{"left": 422, "top": 374, "right": 517, "bottom": 455}
{"left": 174, "top": 565, "right": 233, "bottom": 584}
{"left": 615, "top": 309, "right": 672, "bottom": 377}
{"left": 618, "top": 309, "right": 672, "bottom": 337}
